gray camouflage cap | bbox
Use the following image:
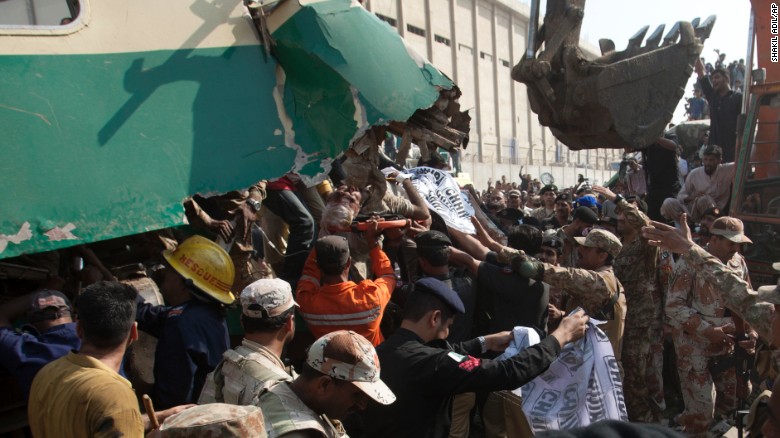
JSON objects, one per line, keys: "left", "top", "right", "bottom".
{"left": 306, "top": 330, "right": 396, "bottom": 405}
{"left": 573, "top": 228, "right": 623, "bottom": 257}
{"left": 157, "top": 404, "right": 265, "bottom": 437}
{"left": 240, "top": 278, "right": 298, "bottom": 318}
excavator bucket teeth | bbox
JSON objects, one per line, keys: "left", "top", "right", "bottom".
{"left": 695, "top": 15, "right": 716, "bottom": 42}
{"left": 513, "top": 0, "right": 715, "bottom": 150}
{"left": 645, "top": 24, "right": 665, "bottom": 48}
{"left": 663, "top": 22, "right": 681, "bottom": 45}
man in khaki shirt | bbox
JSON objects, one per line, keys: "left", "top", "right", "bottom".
{"left": 29, "top": 282, "right": 144, "bottom": 438}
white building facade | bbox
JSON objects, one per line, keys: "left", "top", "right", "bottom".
{"left": 364, "top": 0, "right": 623, "bottom": 189}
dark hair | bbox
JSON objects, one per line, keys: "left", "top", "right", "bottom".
{"left": 75, "top": 281, "right": 137, "bottom": 349}
{"left": 711, "top": 68, "right": 730, "bottom": 80}
{"left": 402, "top": 290, "right": 455, "bottom": 323}
{"left": 241, "top": 307, "right": 295, "bottom": 334}
{"left": 507, "top": 225, "right": 543, "bottom": 254}
{"left": 416, "top": 246, "right": 451, "bottom": 267}
{"left": 702, "top": 145, "right": 723, "bottom": 158}
{"left": 604, "top": 253, "right": 614, "bottom": 266}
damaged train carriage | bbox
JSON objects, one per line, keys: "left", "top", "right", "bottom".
{"left": 0, "top": 0, "right": 466, "bottom": 260}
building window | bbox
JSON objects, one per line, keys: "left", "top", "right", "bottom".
{"left": 458, "top": 43, "right": 473, "bottom": 55}
{"left": 406, "top": 24, "right": 426, "bottom": 37}
{"left": 500, "top": 58, "right": 510, "bottom": 68}
{"left": 375, "top": 13, "right": 397, "bottom": 27}
{"left": 479, "top": 51, "right": 492, "bottom": 61}
{"left": 434, "top": 34, "right": 451, "bottom": 47}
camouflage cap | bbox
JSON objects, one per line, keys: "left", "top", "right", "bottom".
{"left": 710, "top": 217, "right": 753, "bottom": 243}
{"left": 574, "top": 228, "right": 623, "bottom": 257}
{"left": 157, "top": 404, "right": 265, "bottom": 437}
{"left": 306, "top": 330, "right": 395, "bottom": 405}
{"left": 240, "top": 278, "right": 298, "bottom": 318}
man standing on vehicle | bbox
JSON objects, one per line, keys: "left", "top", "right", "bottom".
{"left": 695, "top": 59, "right": 742, "bottom": 162}
{"left": 677, "top": 145, "right": 736, "bottom": 216}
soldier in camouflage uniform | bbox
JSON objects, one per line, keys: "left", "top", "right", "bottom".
{"left": 515, "top": 228, "right": 627, "bottom": 360}
{"left": 155, "top": 403, "right": 266, "bottom": 437}
{"left": 611, "top": 195, "right": 663, "bottom": 423}
{"left": 199, "top": 278, "right": 297, "bottom": 405}
{"left": 665, "top": 217, "right": 756, "bottom": 436}
{"left": 554, "top": 206, "right": 599, "bottom": 268}
{"left": 643, "top": 216, "right": 776, "bottom": 341}
{"left": 259, "top": 330, "right": 395, "bottom": 437}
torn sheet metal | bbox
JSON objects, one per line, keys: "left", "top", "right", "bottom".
{"left": 269, "top": 0, "right": 454, "bottom": 176}
{"left": 0, "top": 0, "right": 456, "bottom": 259}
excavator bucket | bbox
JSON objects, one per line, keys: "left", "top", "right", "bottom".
{"left": 512, "top": 0, "right": 716, "bottom": 150}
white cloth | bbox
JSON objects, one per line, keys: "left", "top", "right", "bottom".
{"left": 500, "top": 323, "right": 628, "bottom": 433}
{"left": 677, "top": 158, "right": 689, "bottom": 187}
{"left": 407, "top": 167, "right": 476, "bottom": 233}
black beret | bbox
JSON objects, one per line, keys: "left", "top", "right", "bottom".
{"left": 572, "top": 206, "right": 599, "bottom": 225}
{"left": 414, "top": 231, "right": 452, "bottom": 249}
{"left": 540, "top": 184, "right": 558, "bottom": 195}
{"left": 555, "top": 193, "right": 572, "bottom": 203}
{"left": 414, "top": 277, "right": 465, "bottom": 314}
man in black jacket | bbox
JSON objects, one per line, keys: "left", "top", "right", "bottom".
{"left": 695, "top": 59, "right": 742, "bottom": 162}
{"left": 361, "top": 277, "right": 588, "bottom": 438}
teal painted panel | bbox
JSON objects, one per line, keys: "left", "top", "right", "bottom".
{"left": 272, "top": 0, "right": 453, "bottom": 151}
{"left": 0, "top": 1, "right": 456, "bottom": 259}
{"left": 0, "top": 45, "right": 295, "bottom": 258}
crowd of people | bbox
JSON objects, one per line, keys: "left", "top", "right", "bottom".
{"left": 0, "top": 45, "right": 777, "bottom": 438}
{"left": 1, "top": 132, "right": 779, "bottom": 438}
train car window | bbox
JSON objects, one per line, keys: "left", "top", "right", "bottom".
{"left": 0, "top": 0, "right": 80, "bottom": 26}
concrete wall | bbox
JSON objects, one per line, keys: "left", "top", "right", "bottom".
{"left": 364, "top": 0, "right": 623, "bottom": 190}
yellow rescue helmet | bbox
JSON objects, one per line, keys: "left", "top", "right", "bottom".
{"left": 163, "top": 235, "right": 236, "bottom": 304}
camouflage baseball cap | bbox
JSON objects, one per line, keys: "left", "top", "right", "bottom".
{"left": 306, "top": 330, "right": 395, "bottom": 405}
{"left": 710, "top": 217, "right": 753, "bottom": 243}
{"left": 157, "top": 404, "right": 265, "bottom": 437}
{"left": 240, "top": 278, "right": 298, "bottom": 318}
{"left": 574, "top": 228, "right": 622, "bottom": 257}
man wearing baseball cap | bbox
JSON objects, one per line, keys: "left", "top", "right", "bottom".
{"left": 0, "top": 290, "right": 80, "bottom": 400}
{"left": 516, "top": 229, "right": 627, "bottom": 359}
{"left": 259, "top": 330, "right": 395, "bottom": 437}
{"left": 199, "top": 278, "right": 298, "bottom": 405}
{"left": 363, "top": 277, "right": 588, "bottom": 437}
{"left": 665, "top": 216, "right": 754, "bottom": 435}
{"left": 297, "top": 222, "right": 396, "bottom": 346}
{"left": 642, "top": 216, "right": 776, "bottom": 345}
